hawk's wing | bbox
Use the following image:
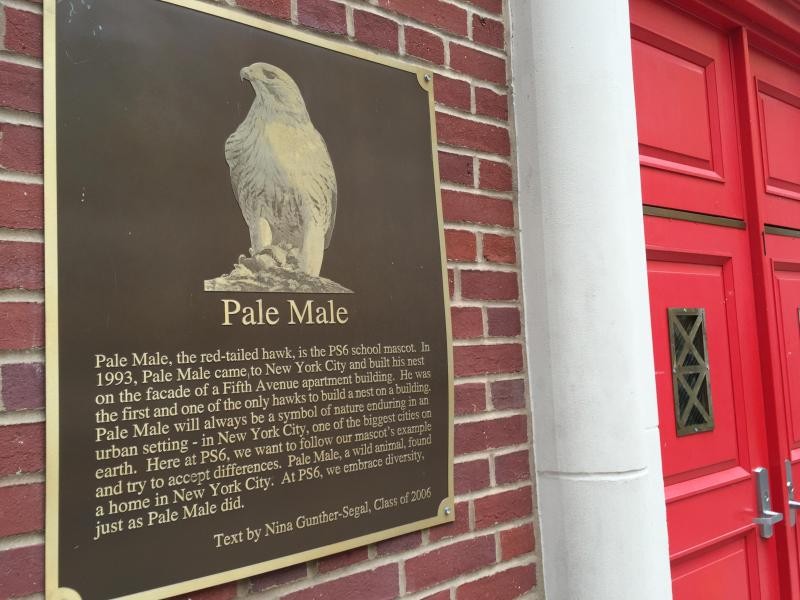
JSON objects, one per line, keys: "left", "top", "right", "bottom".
{"left": 299, "top": 135, "right": 336, "bottom": 249}
{"left": 226, "top": 117, "right": 337, "bottom": 248}
{"left": 267, "top": 123, "right": 337, "bottom": 248}
{"left": 225, "top": 120, "right": 279, "bottom": 227}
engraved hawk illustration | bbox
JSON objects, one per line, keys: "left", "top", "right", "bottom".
{"left": 225, "top": 63, "right": 337, "bottom": 277}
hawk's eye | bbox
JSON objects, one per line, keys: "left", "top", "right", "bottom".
{"left": 264, "top": 71, "right": 277, "bottom": 80}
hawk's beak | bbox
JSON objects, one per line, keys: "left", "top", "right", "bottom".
{"left": 240, "top": 67, "right": 251, "bottom": 82}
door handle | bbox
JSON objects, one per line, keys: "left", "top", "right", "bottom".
{"left": 754, "top": 467, "right": 783, "bottom": 538}
{"left": 786, "top": 460, "right": 800, "bottom": 526}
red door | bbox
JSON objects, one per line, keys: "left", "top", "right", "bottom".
{"left": 768, "top": 233, "right": 800, "bottom": 598}
{"left": 746, "top": 45, "right": 800, "bottom": 597}
{"left": 644, "top": 218, "right": 779, "bottom": 598}
{"left": 630, "top": 0, "right": 798, "bottom": 596}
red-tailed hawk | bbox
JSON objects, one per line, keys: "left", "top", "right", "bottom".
{"left": 225, "top": 62, "right": 337, "bottom": 277}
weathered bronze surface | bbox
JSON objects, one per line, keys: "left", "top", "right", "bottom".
{"left": 45, "top": 1, "right": 453, "bottom": 598}
{"left": 642, "top": 205, "right": 746, "bottom": 230}
{"left": 765, "top": 224, "right": 800, "bottom": 238}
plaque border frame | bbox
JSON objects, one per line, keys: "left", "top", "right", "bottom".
{"left": 43, "top": 1, "right": 455, "bottom": 598}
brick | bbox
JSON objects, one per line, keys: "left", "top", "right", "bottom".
{"left": 436, "top": 113, "right": 510, "bottom": 156}
{"left": 405, "top": 535, "right": 495, "bottom": 592}
{"left": 0, "top": 181, "right": 43, "bottom": 229}
{"left": 445, "top": 229, "right": 476, "bottom": 262}
{"left": 438, "top": 152, "right": 473, "bottom": 186}
{"left": 428, "top": 500, "right": 469, "bottom": 542}
{"left": 454, "top": 343, "right": 522, "bottom": 377}
{"left": 0, "top": 302, "right": 44, "bottom": 350}
{"left": 487, "top": 307, "right": 520, "bottom": 337}
{"left": 475, "top": 87, "right": 508, "bottom": 121}
{"left": 500, "top": 523, "right": 536, "bottom": 560}
{"left": 1, "top": 362, "right": 44, "bottom": 411}
{"left": 354, "top": 10, "right": 399, "bottom": 53}
{"left": 450, "top": 44, "right": 506, "bottom": 85}
{"left": 494, "top": 450, "right": 531, "bottom": 485}
{"left": 451, "top": 306, "right": 482, "bottom": 339}
{"left": 457, "top": 564, "right": 536, "bottom": 600}
{"left": 0, "top": 545, "right": 43, "bottom": 597}
{"left": 0, "top": 423, "right": 44, "bottom": 476}
{"left": 250, "top": 563, "right": 307, "bottom": 592}
{"left": 474, "top": 486, "right": 533, "bottom": 529}
{"left": 298, "top": 0, "right": 347, "bottom": 36}
{"left": 317, "top": 546, "right": 369, "bottom": 573}
{"left": 464, "top": 0, "right": 503, "bottom": 14}
{"left": 0, "top": 62, "right": 42, "bottom": 113}
{"left": 472, "top": 14, "right": 504, "bottom": 49}
{"left": 455, "top": 458, "right": 490, "bottom": 494}
{"left": 0, "top": 241, "right": 43, "bottom": 290}
{"left": 455, "top": 382, "right": 485, "bottom": 415}
{"left": 374, "top": 530, "right": 422, "bottom": 556}
{"left": 0, "top": 483, "right": 44, "bottom": 536}
{"left": 0, "top": 123, "right": 43, "bottom": 173}
{"left": 174, "top": 582, "right": 237, "bottom": 600}
{"left": 236, "top": 0, "right": 292, "bottom": 20}
{"left": 478, "top": 159, "right": 512, "bottom": 192}
{"left": 442, "top": 190, "right": 514, "bottom": 228}
{"left": 405, "top": 27, "right": 444, "bottom": 65}
{"left": 379, "top": 0, "right": 467, "bottom": 36}
{"left": 434, "top": 74, "right": 470, "bottom": 112}
{"left": 453, "top": 344, "right": 522, "bottom": 377}
{"left": 455, "top": 415, "right": 528, "bottom": 454}
{"left": 282, "top": 564, "right": 399, "bottom": 600}
{"left": 491, "top": 378, "right": 525, "bottom": 410}
{"left": 4, "top": 8, "right": 43, "bottom": 59}
{"left": 460, "top": 270, "right": 518, "bottom": 301}
{"left": 483, "top": 234, "right": 516, "bottom": 264}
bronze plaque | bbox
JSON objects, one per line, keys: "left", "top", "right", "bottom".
{"left": 44, "top": 1, "right": 454, "bottom": 598}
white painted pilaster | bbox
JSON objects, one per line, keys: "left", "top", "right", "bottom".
{"left": 508, "top": 0, "right": 672, "bottom": 598}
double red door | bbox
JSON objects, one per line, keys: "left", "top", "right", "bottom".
{"left": 631, "top": 0, "right": 800, "bottom": 597}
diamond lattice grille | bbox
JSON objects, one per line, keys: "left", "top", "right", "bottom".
{"left": 668, "top": 308, "right": 714, "bottom": 436}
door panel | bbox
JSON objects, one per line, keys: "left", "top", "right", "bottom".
{"left": 633, "top": 37, "right": 720, "bottom": 177}
{"left": 645, "top": 217, "right": 775, "bottom": 598}
{"left": 750, "top": 50, "right": 800, "bottom": 229}
{"left": 672, "top": 538, "right": 750, "bottom": 600}
{"left": 774, "top": 270, "right": 800, "bottom": 449}
{"left": 631, "top": 0, "right": 744, "bottom": 218}
{"left": 649, "top": 260, "right": 740, "bottom": 483}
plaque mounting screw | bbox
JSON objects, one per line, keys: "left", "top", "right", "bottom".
{"left": 424, "top": 74, "right": 431, "bottom": 82}
{"left": 444, "top": 506, "right": 452, "bottom": 516}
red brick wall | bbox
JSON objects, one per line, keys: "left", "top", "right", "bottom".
{"left": 0, "top": 0, "right": 537, "bottom": 598}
